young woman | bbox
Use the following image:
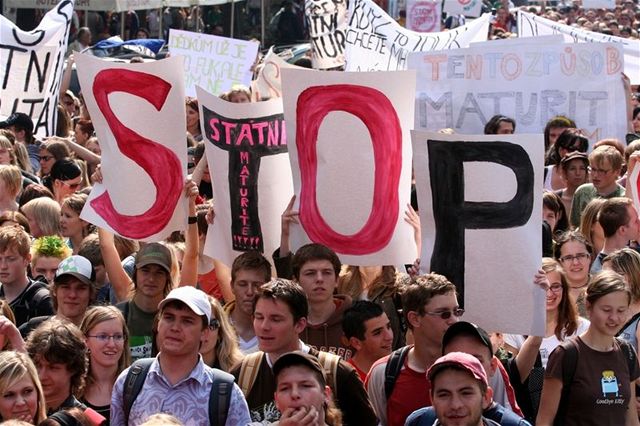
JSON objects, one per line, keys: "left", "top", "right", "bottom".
{"left": 602, "top": 248, "right": 640, "bottom": 354}
{"left": 200, "top": 296, "right": 243, "bottom": 371}
{"left": 536, "top": 270, "right": 640, "bottom": 426}
{"left": 45, "top": 159, "right": 82, "bottom": 205}
{"left": 578, "top": 198, "right": 606, "bottom": 254}
{"left": 0, "top": 136, "right": 39, "bottom": 188}
{"left": 185, "top": 98, "right": 202, "bottom": 141}
{"left": 0, "top": 351, "right": 47, "bottom": 424}
{"left": 60, "top": 193, "right": 93, "bottom": 254}
{"left": 80, "top": 306, "right": 131, "bottom": 423}
{"left": 38, "top": 141, "right": 71, "bottom": 179}
{"left": 20, "top": 197, "right": 61, "bottom": 238}
{"left": 0, "top": 165, "right": 22, "bottom": 214}
{"left": 554, "top": 230, "right": 593, "bottom": 315}
{"left": 543, "top": 128, "right": 589, "bottom": 191}
{"left": 543, "top": 191, "right": 569, "bottom": 237}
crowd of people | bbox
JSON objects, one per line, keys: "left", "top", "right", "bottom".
{"left": 0, "top": 0, "right": 639, "bottom": 425}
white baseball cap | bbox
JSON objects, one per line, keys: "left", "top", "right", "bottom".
{"left": 55, "top": 255, "right": 94, "bottom": 287}
{"left": 158, "top": 286, "right": 211, "bottom": 323}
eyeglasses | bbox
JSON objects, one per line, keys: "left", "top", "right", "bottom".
{"left": 423, "top": 308, "right": 465, "bottom": 319}
{"left": 209, "top": 318, "right": 220, "bottom": 330}
{"left": 40, "top": 155, "right": 53, "bottom": 162}
{"left": 589, "top": 167, "right": 612, "bottom": 175}
{"left": 87, "top": 333, "right": 125, "bottom": 343}
{"left": 559, "top": 253, "right": 590, "bottom": 263}
{"left": 61, "top": 180, "right": 82, "bottom": 190}
{"left": 548, "top": 284, "right": 563, "bottom": 293}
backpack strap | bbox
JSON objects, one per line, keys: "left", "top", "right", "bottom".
{"left": 616, "top": 312, "right": 640, "bottom": 338}
{"left": 123, "top": 358, "right": 154, "bottom": 423}
{"left": 209, "top": 369, "right": 235, "bottom": 426}
{"left": 317, "top": 351, "right": 340, "bottom": 399}
{"left": 238, "top": 352, "right": 264, "bottom": 397}
{"left": 615, "top": 337, "right": 637, "bottom": 378}
{"left": 384, "top": 346, "right": 411, "bottom": 399}
{"left": 555, "top": 338, "right": 579, "bottom": 426}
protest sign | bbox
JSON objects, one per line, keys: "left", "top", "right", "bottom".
{"left": 0, "top": 0, "right": 73, "bottom": 138}
{"left": 197, "top": 87, "right": 293, "bottom": 266}
{"left": 76, "top": 54, "right": 187, "bottom": 241}
{"left": 409, "top": 36, "right": 627, "bottom": 144}
{"left": 251, "top": 49, "right": 302, "bottom": 101}
{"left": 5, "top": 0, "right": 163, "bottom": 11}
{"left": 412, "top": 131, "right": 545, "bottom": 336}
{"left": 345, "top": 0, "right": 490, "bottom": 71}
{"left": 406, "top": 0, "right": 442, "bottom": 32}
{"left": 169, "top": 29, "right": 259, "bottom": 97}
{"left": 282, "top": 68, "right": 417, "bottom": 266}
{"left": 442, "top": 0, "right": 482, "bottom": 18}
{"left": 518, "top": 11, "right": 639, "bottom": 85}
{"left": 631, "top": 166, "right": 640, "bottom": 218}
{"left": 305, "top": 0, "right": 347, "bottom": 69}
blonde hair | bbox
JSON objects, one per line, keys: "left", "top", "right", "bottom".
{"left": 208, "top": 296, "right": 243, "bottom": 371}
{"left": 0, "top": 300, "right": 16, "bottom": 350}
{"left": 0, "top": 351, "right": 47, "bottom": 424}
{"left": 79, "top": 306, "right": 131, "bottom": 395}
{"left": 21, "top": 197, "right": 61, "bottom": 236}
{"left": 0, "top": 165, "right": 22, "bottom": 198}
{"left": 602, "top": 248, "right": 640, "bottom": 303}
{"left": 0, "top": 136, "right": 17, "bottom": 166}
{"left": 579, "top": 198, "right": 606, "bottom": 250}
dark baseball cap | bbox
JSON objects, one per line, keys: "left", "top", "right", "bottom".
{"left": 135, "top": 243, "right": 172, "bottom": 274}
{"left": 273, "top": 351, "right": 327, "bottom": 385}
{"left": 0, "top": 113, "right": 34, "bottom": 133}
{"left": 442, "top": 321, "right": 493, "bottom": 355}
{"left": 561, "top": 151, "right": 589, "bottom": 166}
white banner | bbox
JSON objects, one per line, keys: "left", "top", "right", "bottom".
{"left": 412, "top": 131, "right": 545, "bottom": 336}
{"left": 409, "top": 36, "right": 627, "bottom": 144}
{"left": 197, "top": 90, "right": 293, "bottom": 267}
{"left": 442, "top": 0, "right": 482, "bottom": 18}
{"left": 305, "top": 0, "right": 347, "bottom": 69}
{"left": 77, "top": 54, "right": 187, "bottom": 241}
{"left": 282, "top": 68, "right": 417, "bottom": 266}
{"left": 406, "top": 0, "right": 442, "bottom": 32}
{"left": 251, "top": 49, "right": 302, "bottom": 101}
{"left": 0, "top": 0, "right": 73, "bottom": 138}
{"left": 345, "top": 0, "right": 490, "bottom": 71}
{"left": 6, "top": 0, "right": 163, "bottom": 11}
{"left": 169, "top": 29, "right": 259, "bottom": 97}
{"left": 518, "top": 11, "right": 639, "bottom": 85}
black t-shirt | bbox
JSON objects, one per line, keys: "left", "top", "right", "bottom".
{"left": 0, "top": 279, "right": 53, "bottom": 327}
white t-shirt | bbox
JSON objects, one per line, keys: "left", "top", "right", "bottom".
{"left": 504, "top": 317, "right": 590, "bottom": 368}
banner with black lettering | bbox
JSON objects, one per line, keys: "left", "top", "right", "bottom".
{"left": 76, "top": 54, "right": 187, "bottom": 241}
{"left": 412, "top": 131, "right": 545, "bottom": 336}
{"left": 197, "top": 87, "right": 293, "bottom": 267}
{"left": 518, "top": 10, "right": 639, "bottom": 84}
{"left": 344, "top": 0, "right": 490, "bottom": 71}
{"left": 409, "top": 36, "right": 627, "bottom": 144}
{"left": 282, "top": 68, "right": 417, "bottom": 266}
{"left": 0, "top": 0, "right": 74, "bottom": 138}
{"left": 305, "top": 0, "right": 347, "bottom": 69}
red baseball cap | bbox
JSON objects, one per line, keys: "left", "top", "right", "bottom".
{"left": 427, "top": 351, "right": 488, "bottom": 387}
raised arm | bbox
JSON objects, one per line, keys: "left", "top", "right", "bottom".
{"left": 179, "top": 179, "right": 199, "bottom": 287}
{"left": 98, "top": 227, "right": 133, "bottom": 303}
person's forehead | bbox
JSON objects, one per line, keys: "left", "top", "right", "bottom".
{"left": 0, "top": 247, "right": 23, "bottom": 257}
{"left": 161, "top": 303, "right": 200, "bottom": 319}
{"left": 255, "top": 297, "right": 293, "bottom": 315}
{"left": 432, "top": 368, "right": 479, "bottom": 390}
{"left": 424, "top": 291, "right": 457, "bottom": 309}
{"left": 300, "top": 259, "right": 334, "bottom": 270}
{"left": 364, "top": 313, "right": 390, "bottom": 332}
{"left": 56, "top": 276, "right": 88, "bottom": 288}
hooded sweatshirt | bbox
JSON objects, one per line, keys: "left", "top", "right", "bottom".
{"left": 302, "top": 294, "right": 353, "bottom": 360}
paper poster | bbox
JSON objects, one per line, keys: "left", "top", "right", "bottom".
{"left": 406, "top": 0, "right": 442, "bottom": 32}
{"left": 5, "top": 0, "right": 163, "bottom": 11}
{"left": 0, "top": 0, "right": 73, "bottom": 138}
{"left": 518, "top": 11, "right": 639, "bottom": 85}
{"left": 197, "top": 88, "right": 293, "bottom": 266}
{"left": 582, "top": 0, "right": 615, "bottom": 9}
{"left": 631, "top": 166, "right": 640, "bottom": 218}
{"left": 442, "top": 0, "right": 482, "bottom": 18}
{"left": 412, "top": 131, "right": 545, "bottom": 336}
{"left": 345, "top": 0, "right": 490, "bottom": 71}
{"left": 251, "top": 49, "right": 303, "bottom": 101}
{"left": 305, "top": 0, "right": 347, "bottom": 69}
{"left": 168, "top": 29, "right": 259, "bottom": 97}
{"left": 76, "top": 54, "right": 187, "bottom": 241}
{"left": 282, "top": 68, "right": 417, "bottom": 266}
{"left": 409, "top": 36, "right": 627, "bottom": 144}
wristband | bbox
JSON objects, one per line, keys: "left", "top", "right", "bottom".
{"left": 188, "top": 216, "right": 197, "bottom": 224}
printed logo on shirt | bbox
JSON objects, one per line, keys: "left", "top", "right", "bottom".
{"left": 307, "top": 344, "right": 353, "bottom": 360}
{"left": 596, "top": 370, "right": 626, "bottom": 405}
{"left": 250, "top": 401, "right": 280, "bottom": 423}
{"left": 129, "top": 336, "right": 153, "bottom": 360}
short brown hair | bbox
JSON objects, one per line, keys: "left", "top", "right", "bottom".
{"left": 0, "top": 225, "right": 30, "bottom": 257}
{"left": 589, "top": 145, "right": 623, "bottom": 171}
{"left": 291, "top": 244, "right": 341, "bottom": 280}
{"left": 231, "top": 251, "right": 272, "bottom": 284}
{"left": 256, "top": 278, "right": 308, "bottom": 323}
{"left": 402, "top": 273, "right": 456, "bottom": 330}
{"left": 598, "top": 197, "right": 633, "bottom": 238}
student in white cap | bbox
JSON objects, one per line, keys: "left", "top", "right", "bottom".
{"left": 111, "top": 286, "right": 251, "bottom": 426}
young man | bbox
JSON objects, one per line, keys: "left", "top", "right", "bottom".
{"left": 30, "top": 235, "right": 72, "bottom": 284}
{"left": 111, "top": 286, "right": 251, "bottom": 425}
{"left": 570, "top": 145, "right": 625, "bottom": 227}
{"left": 292, "top": 243, "right": 353, "bottom": 359}
{"left": 343, "top": 300, "right": 394, "bottom": 381}
{"left": 20, "top": 255, "right": 96, "bottom": 337}
{"left": 77, "top": 234, "right": 109, "bottom": 303}
{"left": 366, "top": 273, "right": 461, "bottom": 426}
{"left": 224, "top": 251, "right": 272, "bottom": 354}
{"left": 231, "top": 278, "right": 377, "bottom": 425}
{"left": 591, "top": 197, "right": 640, "bottom": 273}
{"left": 412, "top": 352, "right": 500, "bottom": 426}
{"left": 405, "top": 322, "right": 530, "bottom": 425}
{"left": 26, "top": 318, "right": 90, "bottom": 415}
{"left": 0, "top": 226, "right": 53, "bottom": 327}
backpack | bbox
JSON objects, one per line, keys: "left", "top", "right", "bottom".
{"left": 384, "top": 346, "right": 411, "bottom": 399}
{"left": 122, "top": 358, "right": 234, "bottom": 426}
{"left": 555, "top": 337, "right": 636, "bottom": 425}
{"left": 4, "top": 278, "right": 51, "bottom": 325}
{"left": 238, "top": 350, "right": 340, "bottom": 398}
